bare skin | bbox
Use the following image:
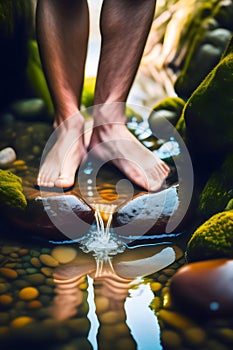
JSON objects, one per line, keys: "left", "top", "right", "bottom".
{"left": 36, "top": 0, "right": 169, "bottom": 191}
{"left": 36, "top": 0, "right": 88, "bottom": 188}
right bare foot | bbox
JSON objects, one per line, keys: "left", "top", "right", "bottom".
{"left": 37, "top": 113, "right": 86, "bottom": 189}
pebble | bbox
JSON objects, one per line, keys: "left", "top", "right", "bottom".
{"left": 18, "top": 287, "right": 39, "bottom": 300}
{"left": 10, "top": 98, "right": 46, "bottom": 119}
{"left": 0, "top": 283, "right": 10, "bottom": 294}
{"left": 39, "top": 254, "right": 59, "bottom": 267}
{"left": 0, "top": 147, "right": 16, "bottom": 167}
{"left": 30, "top": 257, "right": 41, "bottom": 268}
{"left": 18, "top": 248, "right": 29, "bottom": 257}
{"left": 0, "top": 295, "right": 13, "bottom": 307}
{"left": 150, "top": 282, "right": 162, "bottom": 292}
{"left": 0, "top": 267, "right": 18, "bottom": 279}
{"left": 38, "top": 285, "right": 53, "bottom": 295}
{"left": 51, "top": 246, "right": 77, "bottom": 264}
{"left": 170, "top": 259, "right": 233, "bottom": 317}
{"left": 26, "top": 267, "right": 38, "bottom": 274}
{"left": 27, "top": 300, "right": 42, "bottom": 310}
{"left": 41, "top": 267, "right": 53, "bottom": 277}
{"left": 11, "top": 316, "right": 35, "bottom": 328}
{"left": 25, "top": 273, "right": 45, "bottom": 285}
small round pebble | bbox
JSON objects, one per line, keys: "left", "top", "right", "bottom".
{"left": 31, "top": 257, "right": 41, "bottom": 268}
{"left": 51, "top": 246, "right": 77, "bottom": 264}
{"left": 25, "top": 273, "right": 45, "bottom": 285}
{"left": 0, "top": 283, "right": 10, "bottom": 294}
{"left": 0, "top": 147, "right": 16, "bottom": 166}
{"left": 39, "top": 254, "right": 59, "bottom": 267}
{"left": 0, "top": 267, "right": 18, "bottom": 279}
{"left": 0, "top": 294, "right": 13, "bottom": 307}
{"left": 11, "top": 316, "right": 35, "bottom": 328}
{"left": 150, "top": 282, "right": 162, "bottom": 292}
{"left": 27, "top": 300, "right": 42, "bottom": 310}
{"left": 18, "top": 287, "right": 39, "bottom": 300}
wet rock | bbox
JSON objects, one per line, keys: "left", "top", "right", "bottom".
{"left": 0, "top": 268, "right": 18, "bottom": 280}
{"left": 39, "top": 254, "right": 58, "bottom": 267}
{"left": 170, "top": 259, "right": 233, "bottom": 317}
{"left": 10, "top": 98, "right": 46, "bottom": 120}
{"left": 10, "top": 316, "right": 35, "bottom": 328}
{"left": 0, "top": 147, "right": 16, "bottom": 167}
{"left": 18, "top": 287, "right": 39, "bottom": 300}
{"left": 0, "top": 295, "right": 13, "bottom": 308}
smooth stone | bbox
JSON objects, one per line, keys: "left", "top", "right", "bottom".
{"left": 0, "top": 147, "right": 16, "bottom": 167}
{"left": 26, "top": 267, "right": 38, "bottom": 274}
{"left": 150, "top": 282, "right": 162, "bottom": 292}
{"left": 0, "top": 294, "right": 13, "bottom": 307}
{"left": 95, "top": 296, "right": 110, "bottom": 314}
{"left": 10, "top": 98, "right": 46, "bottom": 119}
{"left": 25, "top": 273, "right": 45, "bottom": 285}
{"left": 41, "top": 267, "right": 53, "bottom": 277}
{"left": 170, "top": 259, "right": 233, "bottom": 317}
{"left": 0, "top": 268, "right": 18, "bottom": 279}
{"left": 10, "top": 316, "right": 35, "bottom": 328}
{"left": 18, "top": 248, "right": 29, "bottom": 256}
{"left": 18, "top": 286, "right": 39, "bottom": 300}
{"left": 39, "top": 254, "right": 59, "bottom": 267}
{"left": 30, "top": 257, "right": 41, "bottom": 268}
{"left": 51, "top": 246, "right": 77, "bottom": 264}
{"left": 184, "top": 327, "right": 207, "bottom": 345}
{"left": 38, "top": 285, "right": 53, "bottom": 295}
{"left": 158, "top": 310, "right": 192, "bottom": 329}
{"left": 27, "top": 300, "right": 42, "bottom": 310}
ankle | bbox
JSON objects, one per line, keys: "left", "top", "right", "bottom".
{"left": 92, "top": 102, "right": 127, "bottom": 127}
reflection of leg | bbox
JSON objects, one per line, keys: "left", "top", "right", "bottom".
{"left": 36, "top": 0, "right": 89, "bottom": 188}
{"left": 89, "top": 0, "right": 169, "bottom": 191}
{"left": 94, "top": 274, "right": 136, "bottom": 350}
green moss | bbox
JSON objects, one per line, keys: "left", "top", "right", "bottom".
{"left": 0, "top": 169, "right": 27, "bottom": 210}
{"left": 149, "top": 97, "right": 185, "bottom": 140}
{"left": 180, "top": 36, "right": 233, "bottom": 155}
{"left": 26, "top": 40, "right": 54, "bottom": 115}
{"left": 186, "top": 210, "right": 233, "bottom": 262}
{"left": 198, "top": 153, "right": 233, "bottom": 218}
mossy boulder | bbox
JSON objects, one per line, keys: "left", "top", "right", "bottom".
{"left": 0, "top": 169, "right": 27, "bottom": 210}
{"left": 174, "top": 0, "right": 233, "bottom": 99}
{"left": 198, "top": 153, "right": 233, "bottom": 219}
{"left": 148, "top": 97, "right": 185, "bottom": 140}
{"left": 176, "top": 35, "right": 233, "bottom": 158}
{"left": 186, "top": 210, "right": 233, "bottom": 262}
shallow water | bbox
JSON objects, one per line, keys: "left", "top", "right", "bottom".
{"left": 0, "top": 117, "right": 233, "bottom": 350}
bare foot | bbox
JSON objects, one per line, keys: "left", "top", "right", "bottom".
{"left": 37, "top": 113, "right": 86, "bottom": 189}
{"left": 89, "top": 123, "right": 170, "bottom": 192}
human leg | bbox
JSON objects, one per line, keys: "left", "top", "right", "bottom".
{"left": 89, "top": 0, "right": 170, "bottom": 191}
{"left": 36, "top": 0, "right": 89, "bottom": 188}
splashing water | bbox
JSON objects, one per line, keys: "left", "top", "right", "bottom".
{"left": 80, "top": 203, "right": 126, "bottom": 277}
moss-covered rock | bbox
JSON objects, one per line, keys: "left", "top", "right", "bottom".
{"left": 148, "top": 97, "right": 185, "bottom": 140}
{"left": 176, "top": 35, "right": 233, "bottom": 158}
{"left": 186, "top": 210, "right": 233, "bottom": 262}
{"left": 198, "top": 153, "right": 233, "bottom": 219}
{"left": 174, "top": 0, "right": 233, "bottom": 99}
{"left": 0, "top": 169, "right": 27, "bottom": 210}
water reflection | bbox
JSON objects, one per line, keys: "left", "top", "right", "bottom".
{"left": 51, "top": 244, "right": 182, "bottom": 350}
